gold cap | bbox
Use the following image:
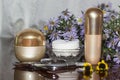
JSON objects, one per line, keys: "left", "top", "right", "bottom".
{"left": 85, "top": 8, "right": 103, "bottom": 35}
{"left": 15, "top": 28, "right": 45, "bottom": 46}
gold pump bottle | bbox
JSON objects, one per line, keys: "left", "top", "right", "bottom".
{"left": 84, "top": 8, "right": 103, "bottom": 65}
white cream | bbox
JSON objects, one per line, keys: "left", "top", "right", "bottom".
{"left": 52, "top": 39, "right": 79, "bottom": 49}
{"left": 52, "top": 39, "right": 80, "bottom": 57}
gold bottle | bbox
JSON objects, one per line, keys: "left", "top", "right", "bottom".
{"left": 84, "top": 8, "right": 103, "bottom": 65}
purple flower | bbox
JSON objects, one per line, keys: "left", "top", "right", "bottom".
{"left": 110, "top": 11, "right": 119, "bottom": 20}
{"left": 113, "top": 56, "right": 120, "bottom": 64}
{"left": 107, "top": 37, "right": 118, "bottom": 49}
{"left": 106, "top": 54, "right": 111, "bottom": 61}
{"left": 104, "top": 29, "right": 111, "bottom": 34}
{"left": 103, "top": 13, "right": 111, "bottom": 23}
{"left": 43, "top": 9, "right": 82, "bottom": 43}
{"left": 116, "top": 40, "right": 120, "bottom": 53}
{"left": 63, "top": 27, "right": 79, "bottom": 40}
{"left": 114, "top": 37, "right": 119, "bottom": 44}
{"left": 70, "top": 27, "right": 78, "bottom": 32}
{"left": 80, "top": 29, "right": 84, "bottom": 36}
{"left": 62, "top": 31, "right": 78, "bottom": 40}
{"left": 106, "top": 2, "right": 112, "bottom": 9}
{"left": 97, "top": 2, "right": 112, "bottom": 11}
{"left": 60, "top": 9, "right": 72, "bottom": 21}
{"left": 49, "top": 31, "right": 61, "bottom": 41}
{"left": 103, "top": 29, "right": 111, "bottom": 39}
{"left": 47, "top": 18, "right": 59, "bottom": 30}
{"left": 107, "top": 41, "right": 113, "bottom": 48}
{"left": 76, "top": 15, "right": 84, "bottom": 25}
{"left": 117, "top": 41, "right": 120, "bottom": 47}
{"left": 96, "top": 2, "right": 119, "bottom": 23}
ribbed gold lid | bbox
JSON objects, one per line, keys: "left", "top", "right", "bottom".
{"left": 85, "top": 8, "right": 103, "bottom": 35}
{"left": 15, "top": 28, "right": 45, "bottom": 46}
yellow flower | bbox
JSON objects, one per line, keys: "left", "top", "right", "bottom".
{"left": 102, "top": 10, "right": 106, "bottom": 14}
{"left": 44, "top": 25, "right": 48, "bottom": 31}
{"left": 83, "top": 62, "right": 93, "bottom": 72}
{"left": 96, "top": 60, "right": 109, "bottom": 71}
{"left": 50, "top": 21, "right": 55, "bottom": 26}
{"left": 77, "top": 18, "right": 82, "bottom": 23}
{"left": 83, "top": 62, "right": 93, "bottom": 79}
{"left": 83, "top": 70, "right": 92, "bottom": 79}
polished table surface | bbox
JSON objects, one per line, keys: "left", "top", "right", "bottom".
{"left": 0, "top": 38, "right": 120, "bottom": 80}
{"left": 13, "top": 63, "right": 120, "bottom": 80}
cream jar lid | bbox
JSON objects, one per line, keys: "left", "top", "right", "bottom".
{"left": 15, "top": 28, "right": 45, "bottom": 46}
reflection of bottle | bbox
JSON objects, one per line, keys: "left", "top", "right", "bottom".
{"left": 85, "top": 8, "right": 103, "bottom": 65}
{"left": 90, "top": 72, "right": 100, "bottom": 80}
{"left": 97, "top": 71, "right": 108, "bottom": 79}
{"left": 84, "top": 71, "right": 108, "bottom": 80}
{"left": 83, "top": 71, "right": 100, "bottom": 80}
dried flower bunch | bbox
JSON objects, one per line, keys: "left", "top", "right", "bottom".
{"left": 43, "top": 9, "right": 83, "bottom": 41}
{"left": 98, "top": 3, "right": 120, "bottom": 64}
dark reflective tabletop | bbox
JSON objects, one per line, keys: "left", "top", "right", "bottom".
{"left": 0, "top": 38, "right": 120, "bottom": 80}
{"left": 13, "top": 63, "right": 120, "bottom": 80}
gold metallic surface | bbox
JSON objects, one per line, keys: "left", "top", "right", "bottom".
{"left": 90, "top": 72, "right": 100, "bottom": 80}
{"left": 14, "top": 70, "right": 44, "bottom": 80}
{"left": 15, "top": 46, "right": 45, "bottom": 62}
{"left": 85, "top": 8, "right": 103, "bottom": 35}
{"left": 84, "top": 8, "right": 103, "bottom": 65}
{"left": 85, "top": 35, "right": 101, "bottom": 64}
{"left": 15, "top": 28, "right": 46, "bottom": 62}
{"left": 15, "top": 28, "right": 45, "bottom": 46}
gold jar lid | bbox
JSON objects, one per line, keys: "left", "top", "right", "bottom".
{"left": 15, "top": 28, "right": 45, "bottom": 46}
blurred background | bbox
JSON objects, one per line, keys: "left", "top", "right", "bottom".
{"left": 0, "top": 0, "right": 120, "bottom": 80}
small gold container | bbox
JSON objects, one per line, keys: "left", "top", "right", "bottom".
{"left": 15, "top": 28, "right": 46, "bottom": 62}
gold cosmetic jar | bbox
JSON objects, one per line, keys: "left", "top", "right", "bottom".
{"left": 15, "top": 28, "right": 46, "bottom": 62}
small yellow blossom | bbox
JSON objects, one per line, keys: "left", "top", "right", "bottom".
{"left": 50, "top": 21, "right": 55, "bottom": 26}
{"left": 83, "top": 62, "right": 93, "bottom": 79}
{"left": 83, "top": 70, "right": 92, "bottom": 79}
{"left": 44, "top": 25, "right": 48, "bottom": 31}
{"left": 77, "top": 18, "right": 82, "bottom": 23}
{"left": 96, "top": 60, "right": 109, "bottom": 71}
{"left": 83, "top": 62, "right": 93, "bottom": 72}
{"left": 102, "top": 10, "right": 106, "bottom": 14}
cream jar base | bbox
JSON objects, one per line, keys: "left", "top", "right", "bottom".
{"left": 15, "top": 46, "right": 45, "bottom": 62}
{"left": 53, "top": 49, "right": 80, "bottom": 57}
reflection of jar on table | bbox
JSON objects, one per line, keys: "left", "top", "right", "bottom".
{"left": 14, "top": 69, "right": 44, "bottom": 80}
